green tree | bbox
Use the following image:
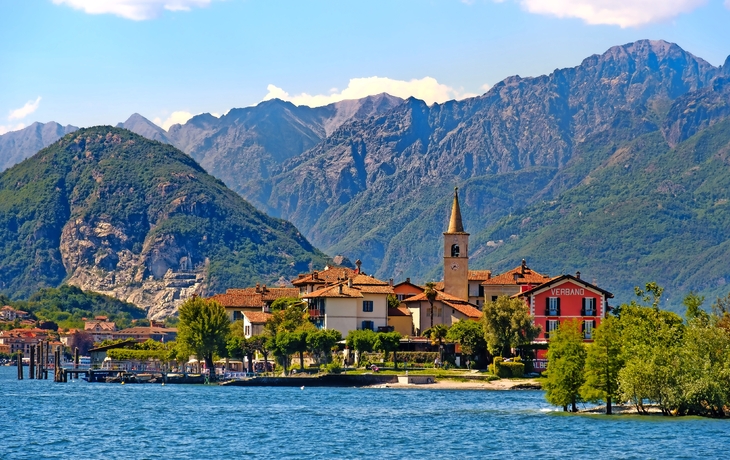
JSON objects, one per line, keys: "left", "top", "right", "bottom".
{"left": 616, "top": 303, "right": 684, "bottom": 415}
{"left": 683, "top": 291, "right": 707, "bottom": 323}
{"left": 482, "top": 295, "right": 540, "bottom": 357}
{"left": 424, "top": 324, "right": 449, "bottom": 364}
{"left": 272, "top": 331, "right": 301, "bottom": 375}
{"left": 306, "top": 329, "right": 342, "bottom": 365}
{"left": 424, "top": 282, "right": 438, "bottom": 329}
{"left": 447, "top": 319, "right": 487, "bottom": 367}
{"left": 264, "top": 303, "right": 311, "bottom": 335}
{"left": 292, "top": 330, "right": 309, "bottom": 370}
{"left": 346, "top": 329, "right": 377, "bottom": 367}
{"left": 177, "top": 296, "right": 231, "bottom": 381}
{"left": 374, "top": 331, "right": 402, "bottom": 368}
{"left": 544, "top": 320, "right": 587, "bottom": 412}
{"left": 580, "top": 316, "right": 623, "bottom": 414}
{"left": 387, "top": 294, "right": 400, "bottom": 310}
{"left": 269, "top": 297, "right": 305, "bottom": 313}
{"left": 634, "top": 281, "right": 664, "bottom": 310}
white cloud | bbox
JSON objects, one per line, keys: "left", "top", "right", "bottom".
{"left": 52, "top": 0, "right": 213, "bottom": 21}
{"left": 153, "top": 111, "right": 195, "bottom": 130}
{"left": 263, "top": 76, "right": 478, "bottom": 107}
{"left": 513, "top": 0, "right": 709, "bottom": 28}
{"left": 8, "top": 97, "right": 41, "bottom": 121}
{"left": 0, "top": 123, "right": 27, "bottom": 136}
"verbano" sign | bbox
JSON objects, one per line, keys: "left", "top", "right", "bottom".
{"left": 550, "top": 288, "right": 585, "bottom": 296}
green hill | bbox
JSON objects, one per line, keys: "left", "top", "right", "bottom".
{"left": 0, "top": 127, "right": 329, "bottom": 314}
{"left": 472, "top": 118, "right": 730, "bottom": 311}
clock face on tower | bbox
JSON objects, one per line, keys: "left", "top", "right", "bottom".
{"left": 450, "top": 262, "right": 459, "bottom": 271}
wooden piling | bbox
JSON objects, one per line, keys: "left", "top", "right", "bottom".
{"left": 35, "top": 344, "right": 40, "bottom": 379}
{"left": 54, "top": 347, "right": 61, "bottom": 382}
{"left": 44, "top": 341, "right": 50, "bottom": 379}
{"left": 29, "top": 346, "right": 35, "bottom": 379}
{"left": 74, "top": 347, "right": 79, "bottom": 369}
{"left": 17, "top": 352, "right": 23, "bottom": 380}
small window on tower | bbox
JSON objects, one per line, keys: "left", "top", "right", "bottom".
{"left": 451, "top": 244, "right": 460, "bottom": 257}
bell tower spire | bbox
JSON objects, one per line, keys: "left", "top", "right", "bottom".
{"left": 443, "top": 187, "right": 469, "bottom": 300}
{"left": 448, "top": 187, "right": 465, "bottom": 233}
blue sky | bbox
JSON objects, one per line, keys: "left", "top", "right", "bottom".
{"left": 2, "top": 0, "right": 730, "bottom": 133}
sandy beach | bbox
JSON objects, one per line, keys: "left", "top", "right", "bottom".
{"left": 368, "top": 377, "right": 542, "bottom": 390}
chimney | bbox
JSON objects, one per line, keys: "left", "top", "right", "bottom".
{"left": 406, "top": 277, "right": 411, "bottom": 284}
{"left": 348, "top": 278, "right": 353, "bottom": 288}
{"left": 576, "top": 271, "right": 581, "bottom": 280}
{"left": 521, "top": 259, "right": 526, "bottom": 274}
{"left": 355, "top": 259, "right": 362, "bottom": 274}
{"left": 313, "top": 271, "right": 318, "bottom": 280}
{"left": 389, "top": 278, "right": 393, "bottom": 287}
{"left": 262, "top": 284, "right": 268, "bottom": 293}
{"left": 338, "top": 284, "right": 343, "bottom": 295}
{"left": 255, "top": 282, "right": 260, "bottom": 293}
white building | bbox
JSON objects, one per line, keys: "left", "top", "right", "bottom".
{"left": 302, "top": 274, "right": 393, "bottom": 337}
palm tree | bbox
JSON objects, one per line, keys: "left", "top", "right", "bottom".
{"left": 424, "top": 281, "right": 438, "bottom": 329}
{"left": 424, "top": 324, "right": 449, "bottom": 365}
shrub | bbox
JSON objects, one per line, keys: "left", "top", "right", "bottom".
{"left": 326, "top": 362, "right": 342, "bottom": 374}
{"left": 488, "top": 357, "right": 525, "bottom": 378}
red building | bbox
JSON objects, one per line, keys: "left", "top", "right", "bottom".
{"left": 515, "top": 272, "right": 613, "bottom": 369}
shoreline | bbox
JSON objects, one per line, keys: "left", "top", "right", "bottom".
{"left": 366, "top": 377, "right": 542, "bottom": 391}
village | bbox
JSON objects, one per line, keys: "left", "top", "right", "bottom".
{"left": 1, "top": 188, "right": 613, "bottom": 383}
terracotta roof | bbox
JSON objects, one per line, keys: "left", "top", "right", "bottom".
{"left": 402, "top": 290, "right": 467, "bottom": 303}
{"left": 243, "top": 312, "right": 273, "bottom": 324}
{"left": 302, "top": 283, "right": 364, "bottom": 299}
{"left": 388, "top": 305, "right": 412, "bottom": 317}
{"left": 481, "top": 260, "right": 550, "bottom": 286}
{"left": 349, "top": 274, "right": 390, "bottom": 286}
{"left": 358, "top": 285, "right": 395, "bottom": 294}
{"left": 515, "top": 274, "right": 614, "bottom": 299}
{"left": 209, "top": 292, "right": 265, "bottom": 308}
{"left": 291, "top": 267, "right": 357, "bottom": 286}
{"left": 468, "top": 270, "right": 492, "bottom": 281}
{"left": 116, "top": 326, "right": 177, "bottom": 334}
{"left": 443, "top": 301, "right": 482, "bottom": 319}
{"left": 393, "top": 280, "right": 424, "bottom": 291}
{"left": 1, "top": 305, "right": 14, "bottom": 311}
{"left": 84, "top": 321, "right": 116, "bottom": 331}
{"left": 433, "top": 282, "right": 445, "bottom": 291}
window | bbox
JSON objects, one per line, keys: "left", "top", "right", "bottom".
{"left": 244, "top": 325, "right": 251, "bottom": 336}
{"left": 362, "top": 300, "right": 374, "bottom": 312}
{"left": 546, "top": 297, "right": 560, "bottom": 316}
{"left": 583, "top": 298, "right": 596, "bottom": 316}
{"left": 478, "top": 285, "right": 484, "bottom": 297}
{"left": 584, "top": 320, "right": 595, "bottom": 339}
{"left": 396, "top": 294, "right": 405, "bottom": 301}
{"left": 233, "top": 311, "right": 243, "bottom": 321}
{"left": 491, "top": 296, "right": 498, "bottom": 302}
{"left": 546, "top": 319, "right": 559, "bottom": 339}
{"left": 362, "top": 321, "right": 374, "bottom": 331}
{"left": 451, "top": 244, "right": 460, "bottom": 257}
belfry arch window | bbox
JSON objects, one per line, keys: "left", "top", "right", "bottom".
{"left": 451, "top": 244, "right": 460, "bottom": 257}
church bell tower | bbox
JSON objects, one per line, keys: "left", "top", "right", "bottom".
{"left": 443, "top": 187, "right": 469, "bottom": 300}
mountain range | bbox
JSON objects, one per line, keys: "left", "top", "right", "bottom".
{"left": 2, "top": 39, "right": 730, "bottom": 311}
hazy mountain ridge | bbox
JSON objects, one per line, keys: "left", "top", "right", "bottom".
{"left": 0, "top": 122, "right": 78, "bottom": 171}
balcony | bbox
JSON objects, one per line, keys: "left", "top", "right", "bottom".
{"left": 580, "top": 307, "right": 596, "bottom": 316}
{"left": 308, "top": 309, "right": 324, "bottom": 318}
{"left": 544, "top": 307, "right": 560, "bottom": 316}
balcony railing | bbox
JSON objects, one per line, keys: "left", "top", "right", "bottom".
{"left": 308, "top": 309, "right": 324, "bottom": 318}
{"left": 581, "top": 307, "right": 596, "bottom": 316}
{"left": 544, "top": 307, "right": 560, "bottom": 316}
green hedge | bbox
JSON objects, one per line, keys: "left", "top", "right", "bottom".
{"left": 488, "top": 357, "right": 525, "bottom": 378}
{"left": 107, "top": 349, "right": 167, "bottom": 361}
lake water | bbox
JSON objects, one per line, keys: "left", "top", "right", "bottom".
{"left": 1, "top": 366, "right": 727, "bottom": 459}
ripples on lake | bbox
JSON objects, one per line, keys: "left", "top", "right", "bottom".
{"left": 1, "top": 367, "right": 727, "bottom": 459}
